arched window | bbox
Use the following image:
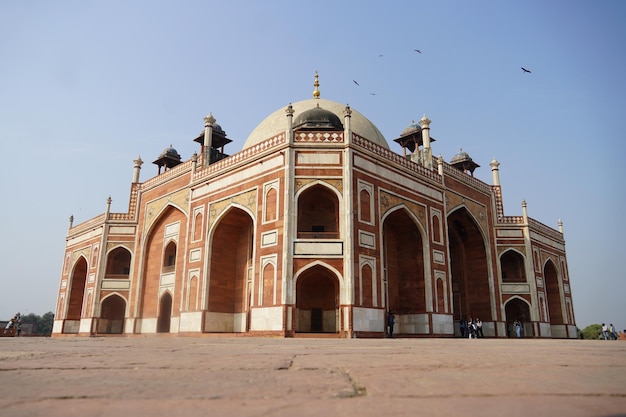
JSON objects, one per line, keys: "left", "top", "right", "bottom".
{"left": 163, "top": 241, "right": 177, "bottom": 272}
{"left": 265, "top": 187, "right": 278, "bottom": 222}
{"left": 193, "top": 212, "right": 203, "bottom": 241}
{"left": 105, "top": 247, "right": 132, "bottom": 277}
{"left": 432, "top": 214, "right": 441, "bottom": 243}
{"left": 500, "top": 250, "right": 527, "bottom": 283}
{"left": 297, "top": 184, "right": 339, "bottom": 239}
{"left": 360, "top": 263, "right": 373, "bottom": 306}
{"left": 359, "top": 189, "right": 371, "bottom": 223}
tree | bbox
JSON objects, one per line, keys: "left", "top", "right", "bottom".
{"left": 580, "top": 324, "right": 602, "bottom": 340}
{"left": 20, "top": 311, "right": 55, "bottom": 336}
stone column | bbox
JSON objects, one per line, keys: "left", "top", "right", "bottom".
{"left": 490, "top": 158, "right": 500, "bottom": 186}
{"left": 344, "top": 105, "right": 352, "bottom": 144}
{"left": 203, "top": 113, "right": 215, "bottom": 166}
{"left": 132, "top": 156, "right": 143, "bottom": 183}
{"left": 285, "top": 104, "right": 294, "bottom": 144}
{"left": 419, "top": 115, "right": 432, "bottom": 169}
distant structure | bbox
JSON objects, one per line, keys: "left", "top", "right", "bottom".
{"left": 53, "top": 73, "right": 576, "bottom": 338}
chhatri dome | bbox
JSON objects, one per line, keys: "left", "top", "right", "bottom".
{"left": 243, "top": 73, "right": 389, "bottom": 149}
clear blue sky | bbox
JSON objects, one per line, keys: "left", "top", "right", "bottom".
{"left": 1, "top": 1, "right": 624, "bottom": 332}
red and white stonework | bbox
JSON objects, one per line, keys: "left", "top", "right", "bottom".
{"left": 53, "top": 75, "right": 576, "bottom": 338}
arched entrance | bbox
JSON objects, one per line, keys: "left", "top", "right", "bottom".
{"left": 99, "top": 295, "right": 126, "bottom": 334}
{"left": 504, "top": 297, "right": 532, "bottom": 337}
{"left": 544, "top": 260, "right": 565, "bottom": 337}
{"left": 157, "top": 292, "right": 172, "bottom": 333}
{"left": 295, "top": 265, "right": 339, "bottom": 333}
{"left": 448, "top": 208, "right": 492, "bottom": 325}
{"left": 64, "top": 257, "right": 88, "bottom": 334}
{"left": 207, "top": 207, "right": 254, "bottom": 332}
{"left": 382, "top": 208, "right": 425, "bottom": 335}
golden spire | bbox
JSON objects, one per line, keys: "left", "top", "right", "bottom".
{"left": 313, "top": 70, "right": 320, "bottom": 99}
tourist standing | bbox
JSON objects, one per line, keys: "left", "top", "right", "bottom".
{"left": 602, "top": 323, "right": 609, "bottom": 340}
{"left": 476, "top": 317, "right": 484, "bottom": 338}
{"left": 387, "top": 311, "right": 395, "bottom": 338}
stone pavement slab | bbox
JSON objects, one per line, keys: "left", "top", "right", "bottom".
{"left": 0, "top": 337, "right": 624, "bottom": 417}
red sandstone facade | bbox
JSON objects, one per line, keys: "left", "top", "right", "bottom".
{"left": 54, "top": 80, "right": 576, "bottom": 338}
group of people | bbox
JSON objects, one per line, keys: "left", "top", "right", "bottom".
{"left": 601, "top": 323, "right": 619, "bottom": 340}
{"left": 3, "top": 312, "right": 22, "bottom": 336}
{"left": 460, "top": 317, "right": 484, "bottom": 339}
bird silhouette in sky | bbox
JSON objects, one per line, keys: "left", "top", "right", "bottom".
{"left": 353, "top": 80, "right": 360, "bottom": 86}
{"left": 414, "top": 49, "right": 422, "bottom": 54}
{"left": 521, "top": 67, "right": 532, "bottom": 73}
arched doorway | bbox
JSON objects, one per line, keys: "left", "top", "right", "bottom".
{"left": 504, "top": 297, "right": 532, "bottom": 337}
{"left": 99, "top": 295, "right": 126, "bottom": 334}
{"left": 157, "top": 292, "right": 172, "bottom": 333}
{"left": 295, "top": 265, "right": 339, "bottom": 333}
{"left": 448, "top": 208, "right": 492, "bottom": 325}
{"left": 207, "top": 207, "right": 254, "bottom": 332}
{"left": 139, "top": 205, "right": 187, "bottom": 328}
{"left": 64, "top": 257, "right": 88, "bottom": 334}
{"left": 382, "top": 208, "right": 425, "bottom": 334}
{"left": 544, "top": 260, "right": 564, "bottom": 326}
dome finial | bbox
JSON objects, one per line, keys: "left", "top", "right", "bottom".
{"left": 313, "top": 70, "right": 320, "bottom": 99}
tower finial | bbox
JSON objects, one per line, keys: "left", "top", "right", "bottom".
{"left": 313, "top": 70, "right": 320, "bottom": 99}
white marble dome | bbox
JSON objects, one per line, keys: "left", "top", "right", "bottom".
{"left": 243, "top": 98, "right": 389, "bottom": 149}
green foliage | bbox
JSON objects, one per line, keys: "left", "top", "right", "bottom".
{"left": 580, "top": 324, "right": 602, "bottom": 340}
{"left": 20, "top": 311, "right": 55, "bottom": 335}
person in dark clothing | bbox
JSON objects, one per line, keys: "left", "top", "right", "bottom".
{"left": 387, "top": 311, "right": 395, "bottom": 338}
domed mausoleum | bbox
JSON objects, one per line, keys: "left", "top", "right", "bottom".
{"left": 54, "top": 73, "right": 576, "bottom": 339}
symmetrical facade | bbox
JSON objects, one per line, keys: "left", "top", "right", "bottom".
{"left": 53, "top": 75, "right": 577, "bottom": 338}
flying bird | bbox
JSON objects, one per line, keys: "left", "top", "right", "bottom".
{"left": 379, "top": 54, "right": 384, "bottom": 57}
{"left": 414, "top": 49, "right": 422, "bottom": 54}
{"left": 353, "top": 80, "right": 360, "bottom": 86}
{"left": 521, "top": 67, "right": 531, "bottom": 73}
{"left": 370, "top": 93, "right": 377, "bottom": 96}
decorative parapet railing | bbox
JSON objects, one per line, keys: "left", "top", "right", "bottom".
{"left": 108, "top": 212, "right": 136, "bottom": 221}
{"left": 139, "top": 158, "right": 194, "bottom": 191}
{"left": 192, "top": 133, "right": 286, "bottom": 182}
{"left": 295, "top": 131, "right": 343, "bottom": 144}
{"left": 528, "top": 217, "right": 563, "bottom": 241}
{"left": 442, "top": 162, "right": 492, "bottom": 194}
{"left": 352, "top": 134, "right": 442, "bottom": 183}
{"left": 498, "top": 216, "right": 524, "bottom": 224}
{"left": 67, "top": 213, "right": 106, "bottom": 237}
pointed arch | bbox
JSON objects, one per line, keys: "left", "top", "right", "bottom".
{"left": 294, "top": 262, "right": 341, "bottom": 333}
{"left": 504, "top": 296, "right": 533, "bottom": 337}
{"left": 162, "top": 240, "right": 177, "bottom": 272}
{"left": 138, "top": 205, "right": 187, "bottom": 320}
{"left": 500, "top": 248, "right": 527, "bottom": 283}
{"left": 447, "top": 206, "right": 493, "bottom": 322}
{"left": 381, "top": 205, "right": 429, "bottom": 321}
{"left": 105, "top": 246, "right": 132, "bottom": 278}
{"left": 157, "top": 291, "right": 173, "bottom": 333}
{"left": 206, "top": 205, "right": 255, "bottom": 332}
{"left": 67, "top": 256, "right": 88, "bottom": 321}
{"left": 98, "top": 293, "right": 126, "bottom": 334}
{"left": 543, "top": 259, "right": 564, "bottom": 325}
{"left": 296, "top": 182, "right": 341, "bottom": 239}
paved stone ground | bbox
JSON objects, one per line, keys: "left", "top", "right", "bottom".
{"left": 0, "top": 336, "right": 624, "bottom": 417}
